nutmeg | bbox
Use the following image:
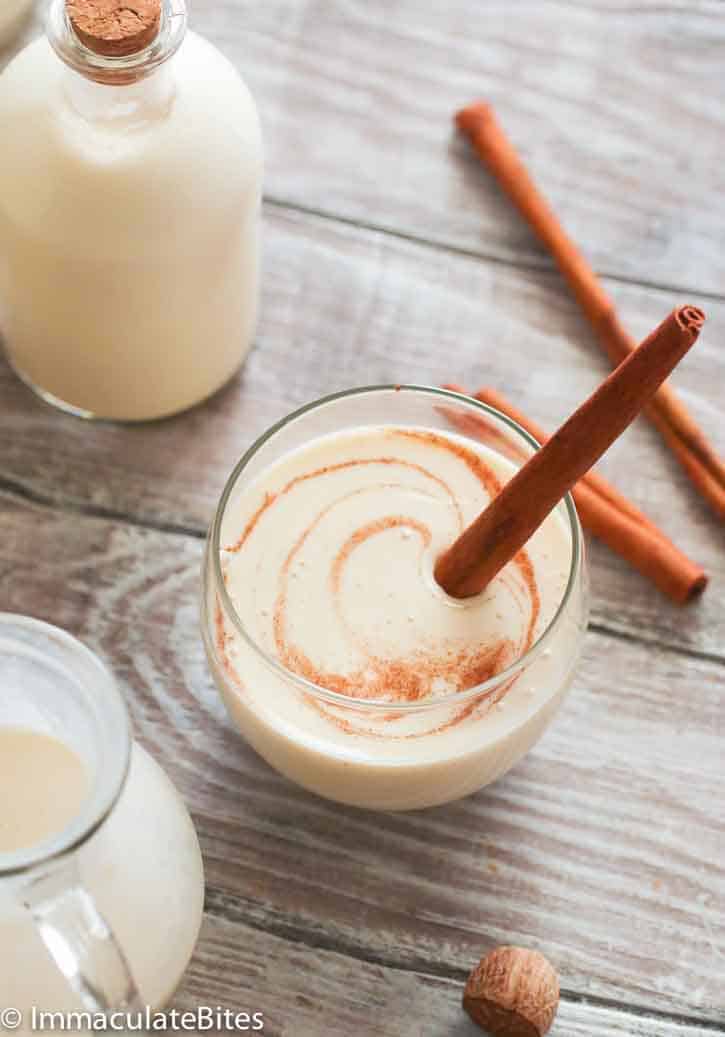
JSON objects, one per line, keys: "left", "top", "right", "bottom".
{"left": 463, "top": 946, "right": 560, "bottom": 1036}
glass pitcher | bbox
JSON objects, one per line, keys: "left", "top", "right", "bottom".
{"left": 0, "top": 614, "right": 204, "bottom": 1031}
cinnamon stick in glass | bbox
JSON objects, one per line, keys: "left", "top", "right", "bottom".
{"left": 455, "top": 101, "right": 725, "bottom": 520}
{"left": 442, "top": 383, "right": 707, "bottom": 604}
{"left": 435, "top": 306, "right": 705, "bottom": 598}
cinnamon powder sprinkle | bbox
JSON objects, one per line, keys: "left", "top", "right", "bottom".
{"left": 218, "top": 427, "right": 543, "bottom": 739}
{"left": 225, "top": 455, "right": 462, "bottom": 553}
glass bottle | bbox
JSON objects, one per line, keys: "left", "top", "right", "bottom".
{"left": 0, "top": 0, "right": 263, "bottom": 421}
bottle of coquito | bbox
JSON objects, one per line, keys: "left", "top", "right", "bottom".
{"left": 0, "top": 0, "right": 262, "bottom": 420}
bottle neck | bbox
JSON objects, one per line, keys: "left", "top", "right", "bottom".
{"left": 60, "top": 61, "right": 175, "bottom": 126}
{"left": 46, "top": 0, "right": 187, "bottom": 87}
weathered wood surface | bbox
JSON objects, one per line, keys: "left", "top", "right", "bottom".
{"left": 199, "top": 0, "right": 725, "bottom": 296}
{"left": 1, "top": 3, "right": 724, "bottom": 1034}
{"left": 1, "top": 208, "right": 723, "bottom": 657}
{"left": 4, "top": 1, "right": 725, "bottom": 298}
{"left": 2, "top": 496, "right": 723, "bottom": 1026}
{"left": 179, "top": 915, "right": 724, "bottom": 1037}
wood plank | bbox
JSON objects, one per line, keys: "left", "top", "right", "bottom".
{"left": 0, "top": 5, "right": 37, "bottom": 60}
{"left": 3, "top": 2, "right": 724, "bottom": 298}
{"left": 175, "top": 912, "right": 725, "bottom": 1036}
{"left": 2, "top": 496, "right": 723, "bottom": 1023}
{"left": 183, "top": 0, "right": 725, "bottom": 295}
{"left": 1, "top": 208, "right": 723, "bottom": 656}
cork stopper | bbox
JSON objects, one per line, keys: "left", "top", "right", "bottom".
{"left": 66, "top": 0, "right": 162, "bottom": 57}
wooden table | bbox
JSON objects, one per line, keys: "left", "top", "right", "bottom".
{"left": 2, "top": 2, "right": 724, "bottom": 1033}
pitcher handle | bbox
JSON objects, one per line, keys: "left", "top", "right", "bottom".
{"left": 20, "top": 855, "right": 143, "bottom": 1014}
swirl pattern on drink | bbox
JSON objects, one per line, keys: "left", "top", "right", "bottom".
{"left": 215, "top": 426, "right": 571, "bottom": 741}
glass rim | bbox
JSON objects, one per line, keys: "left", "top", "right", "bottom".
{"left": 208, "top": 384, "right": 583, "bottom": 713}
{"left": 0, "top": 614, "right": 132, "bottom": 877}
{"left": 46, "top": 0, "right": 188, "bottom": 85}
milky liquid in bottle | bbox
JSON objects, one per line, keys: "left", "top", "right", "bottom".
{"left": 0, "top": 0, "right": 263, "bottom": 420}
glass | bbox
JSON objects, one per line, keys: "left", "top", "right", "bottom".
{"left": 0, "top": 614, "right": 205, "bottom": 1027}
{"left": 46, "top": 0, "right": 187, "bottom": 87}
{"left": 1, "top": 0, "right": 188, "bottom": 422}
{"left": 0, "top": 614, "right": 138, "bottom": 1011}
{"left": 202, "top": 385, "right": 589, "bottom": 811}
{"left": 0, "top": 0, "right": 261, "bottom": 422}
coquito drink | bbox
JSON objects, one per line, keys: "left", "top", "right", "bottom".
{"left": 0, "top": 0, "right": 262, "bottom": 420}
{"left": 0, "top": 729, "right": 89, "bottom": 852}
{"left": 0, "top": 615, "right": 206, "bottom": 1025}
{"left": 204, "top": 388, "right": 587, "bottom": 810}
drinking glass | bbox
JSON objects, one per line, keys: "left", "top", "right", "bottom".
{"left": 203, "top": 386, "right": 589, "bottom": 811}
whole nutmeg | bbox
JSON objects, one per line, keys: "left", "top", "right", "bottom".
{"left": 463, "top": 946, "right": 560, "bottom": 1036}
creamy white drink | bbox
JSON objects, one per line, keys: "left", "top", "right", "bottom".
{"left": 0, "top": 729, "right": 89, "bottom": 852}
{"left": 0, "top": 1, "right": 262, "bottom": 420}
{"left": 206, "top": 414, "right": 586, "bottom": 811}
{"left": 1, "top": 743, "right": 205, "bottom": 1028}
{"left": 0, "top": 615, "right": 205, "bottom": 1024}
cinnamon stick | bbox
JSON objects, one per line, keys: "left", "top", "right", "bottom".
{"left": 455, "top": 101, "right": 725, "bottom": 520}
{"left": 435, "top": 307, "right": 705, "bottom": 598}
{"left": 442, "top": 383, "right": 707, "bottom": 604}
